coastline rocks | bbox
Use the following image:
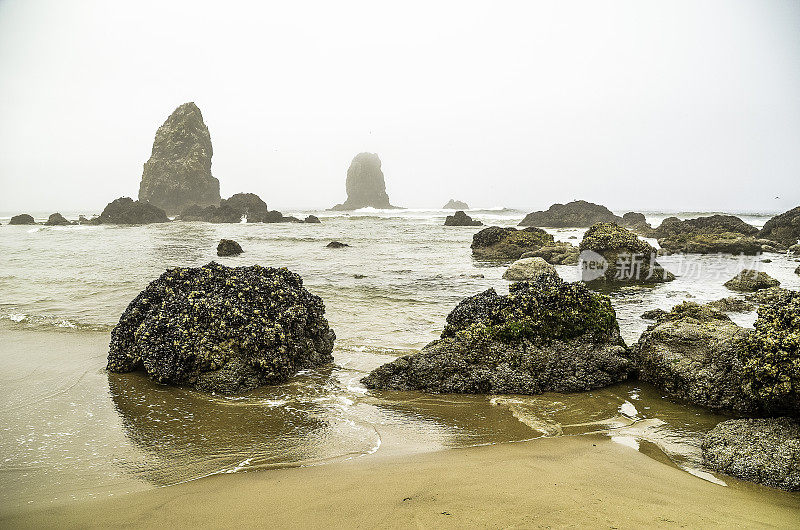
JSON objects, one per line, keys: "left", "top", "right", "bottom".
{"left": 331, "top": 153, "right": 397, "bottom": 210}
{"left": 652, "top": 215, "right": 779, "bottom": 255}
{"left": 706, "top": 296, "right": 755, "bottom": 313}
{"left": 216, "top": 239, "right": 243, "bottom": 256}
{"left": 138, "top": 102, "right": 221, "bottom": 214}
{"left": 724, "top": 270, "right": 780, "bottom": 292}
{"left": 304, "top": 215, "right": 321, "bottom": 224}
{"left": 745, "top": 286, "right": 792, "bottom": 306}
{"left": 443, "top": 199, "right": 469, "bottom": 210}
{"left": 95, "top": 197, "right": 169, "bottom": 225}
{"left": 9, "top": 214, "right": 35, "bottom": 225}
{"left": 702, "top": 418, "right": 800, "bottom": 491}
{"left": 631, "top": 302, "right": 755, "bottom": 412}
{"left": 519, "top": 200, "right": 622, "bottom": 227}
{"left": 362, "top": 275, "right": 630, "bottom": 394}
{"left": 521, "top": 242, "right": 580, "bottom": 265}
{"left": 444, "top": 211, "right": 482, "bottom": 226}
{"left": 220, "top": 193, "right": 269, "bottom": 222}
{"left": 579, "top": 223, "right": 674, "bottom": 284}
{"left": 621, "top": 212, "right": 654, "bottom": 236}
{"left": 471, "top": 226, "right": 554, "bottom": 260}
{"left": 326, "top": 241, "right": 349, "bottom": 248}
{"left": 107, "top": 262, "right": 335, "bottom": 394}
{"left": 45, "top": 213, "right": 72, "bottom": 226}
{"left": 758, "top": 206, "right": 800, "bottom": 247}
{"left": 502, "top": 257, "right": 557, "bottom": 282}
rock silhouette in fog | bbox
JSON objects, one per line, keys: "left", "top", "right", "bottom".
{"left": 331, "top": 153, "right": 398, "bottom": 210}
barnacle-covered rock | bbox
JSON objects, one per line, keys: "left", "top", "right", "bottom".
{"left": 724, "top": 270, "right": 780, "bottom": 292}
{"left": 444, "top": 210, "right": 482, "bottom": 226}
{"left": 653, "top": 215, "right": 781, "bottom": 254}
{"left": 579, "top": 223, "right": 674, "bottom": 284}
{"left": 702, "top": 417, "right": 800, "bottom": 491}
{"left": 362, "top": 275, "right": 630, "bottom": 394}
{"left": 216, "top": 239, "right": 243, "bottom": 256}
{"left": 758, "top": 206, "right": 800, "bottom": 247}
{"left": 519, "top": 200, "right": 622, "bottom": 227}
{"left": 107, "top": 262, "right": 335, "bottom": 393}
{"left": 471, "top": 226, "right": 554, "bottom": 260}
{"left": 502, "top": 257, "right": 557, "bottom": 281}
{"left": 521, "top": 241, "right": 579, "bottom": 265}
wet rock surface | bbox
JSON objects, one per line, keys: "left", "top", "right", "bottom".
{"left": 331, "top": 153, "right": 396, "bottom": 210}
{"left": 758, "top": 206, "right": 800, "bottom": 247}
{"left": 362, "top": 275, "right": 630, "bottom": 394}
{"left": 702, "top": 417, "right": 800, "bottom": 491}
{"left": 107, "top": 262, "right": 335, "bottom": 394}
{"left": 724, "top": 270, "right": 780, "bottom": 292}
{"left": 216, "top": 239, "right": 243, "bottom": 256}
{"left": 94, "top": 197, "right": 170, "bottom": 225}
{"left": 138, "top": 102, "right": 221, "bottom": 214}
{"left": 9, "top": 214, "right": 35, "bottom": 225}
{"left": 519, "top": 200, "right": 622, "bottom": 227}
{"left": 471, "top": 226, "right": 554, "bottom": 260}
{"left": 444, "top": 210, "right": 482, "bottom": 226}
{"left": 579, "top": 223, "right": 674, "bottom": 284}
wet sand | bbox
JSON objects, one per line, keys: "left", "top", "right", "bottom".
{"left": 3, "top": 435, "right": 799, "bottom": 529}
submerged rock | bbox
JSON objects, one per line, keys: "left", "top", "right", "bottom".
{"left": 632, "top": 302, "right": 755, "bottom": 412}
{"left": 519, "top": 200, "right": 622, "bottom": 227}
{"left": 216, "top": 239, "right": 243, "bottom": 256}
{"left": 44, "top": 213, "right": 72, "bottom": 226}
{"left": 502, "top": 257, "right": 557, "bottom": 282}
{"left": 107, "top": 262, "right": 335, "bottom": 394}
{"left": 326, "top": 241, "right": 349, "bottom": 248}
{"left": 758, "top": 206, "right": 800, "bottom": 247}
{"left": 443, "top": 199, "right": 469, "bottom": 210}
{"left": 579, "top": 223, "right": 674, "bottom": 284}
{"left": 362, "top": 275, "right": 630, "bottom": 394}
{"left": 330, "top": 153, "right": 397, "bottom": 210}
{"left": 138, "top": 102, "right": 221, "bottom": 214}
{"left": 471, "top": 226, "right": 554, "bottom": 260}
{"left": 724, "top": 270, "right": 780, "bottom": 292}
{"left": 94, "top": 197, "right": 169, "bottom": 225}
{"left": 444, "top": 211, "right": 482, "bottom": 226}
{"left": 9, "top": 214, "right": 35, "bottom": 225}
{"left": 653, "top": 215, "right": 779, "bottom": 255}
{"left": 521, "top": 242, "right": 580, "bottom": 265}
{"left": 702, "top": 418, "right": 800, "bottom": 491}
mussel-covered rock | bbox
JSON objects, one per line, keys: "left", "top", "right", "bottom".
{"left": 107, "top": 262, "right": 335, "bottom": 394}
{"left": 362, "top": 275, "right": 630, "bottom": 394}
{"left": 579, "top": 223, "right": 674, "bottom": 284}
{"left": 758, "top": 206, "right": 800, "bottom": 247}
{"left": 653, "top": 215, "right": 781, "bottom": 254}
{"left": 502, "top": 257, "right": 557, "bottom": 281}
{"left": 44, "top": 213, "right": 72, "bottom": 226}
{"left": 521, "top": 242, "right": 579, "bottom": 265}
{"left": 444, "top": 210, "right": 482, "bottom": 226}
{"left": 519, "top": 200, "right": 622, "bottom": 227}
{"left": 702, "top": 417, "right": 800, "bottom": 491}
{"left": 471, "top": 226, "right": 554, "bottom": 260}
{"left": 216, "top": 239, "right": 243, "bottom": 256}
{"left": 632, "top": 302, "right": 756, "bottom": 412}
{"left": 9, "top": 214, "right": 35, "bottom": 225}
{"left": 724, "top": 270, "right": 780, "bottom": 292}
{"left": 95, "top": 197, "right": 170, "bottom": 224}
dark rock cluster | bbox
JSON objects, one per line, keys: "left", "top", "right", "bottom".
{"left": 180, "top": 193, "right": 315, "bottom": 224}
{"left": 653, "top": 215, "right": 783, "bottom": 255}
{"left": 519, "top": 200, "right": 622, "bottom": 227}
{"left": 444, "top": 211, "right": 482, "bottom": 226}
{"left": 579, "top": 223, "right": 674, "bottom": 284}
{"left": 471, "top": 226, "right": 554, "bottom": 260}
{"left": 331, "top": 153, "right": 397, "bottom": 210}
{"left": 107, "top": 262, "right": 335, "bottom": 394}
{"left": 92, "top": 197, "right": 170, "bottom": 225}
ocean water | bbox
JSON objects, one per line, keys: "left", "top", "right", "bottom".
{"left": 1, "top": 208, "right": 798, "bottom": 508}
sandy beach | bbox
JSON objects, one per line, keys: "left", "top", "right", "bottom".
{"left": 3, "top": 435, "right": 798, "bottom": 529}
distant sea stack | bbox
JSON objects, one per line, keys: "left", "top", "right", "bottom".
{"left": 331, "top": 153, "right": 398, "bottom": 210}
{"left": 138, "top": 102, "right": 221, "bottom": 215}
{"left": 443, "top": 199, "right": 469, "bottom": 210}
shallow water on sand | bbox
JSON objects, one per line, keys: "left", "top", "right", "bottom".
{"left": 1, "top": 208, "right": 798, "bottom": 508}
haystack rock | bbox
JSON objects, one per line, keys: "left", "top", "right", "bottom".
{"left": 331, "top": 153, "right": 398, "bottom": 210}
{"left": 138, "top": 102, "right": 221, "bottom": 215}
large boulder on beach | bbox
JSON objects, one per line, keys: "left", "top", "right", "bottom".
{"left": 579, "top": 223, "right": 674, "bottom": 284}
{"left": 521, "top": 242, "right": 580, "bottom": 265}
{"left": 444, "top": 211, "right": 482, "bottom": 226}
{"left": 758, "top": 206, "right": 800, "bottom": 247}
{"left": 95, "top": 197, "right": 169, "bottom": 224}
{"left": 330, "top": 153, "right": 397, "bottom": 210}
{"left": 471, "top": 226, "right": 554, "bottom": 260}
{"left": 9, "top": 214, "right": 35, "bottom": 225}
{"left": 138, "top": 102, "right": 221, "bottom": 215}
{"left": 362, "top": 275, "right": 631, "bottom": 394}
{"left": 724, "top": 270, "right": 780, "bottom": 292}
{"left": 216, "top": 239, "right": 243, "bottom": 256}
{"left": 519, "top": 200, "right": 622, "bottom": 227}
{"left": 702, "top": 418, "right": 800, "bottom": 491}
{"left": 44, "top": 213, "right": 71, "bottom": 226}
{"left": 502, "top": 257, "right": 557, "bottom": 281}
{"left": 443, "top": 199, "right": 469, "bottom": 210}
{"left": 107, "top": 262, "right": 335, "bottom": 394}
{"left": 653, "top": 215, "right": 781, "bottom": 254}
{"left": 632, "top": 302, "right": 756, "bottom": 412}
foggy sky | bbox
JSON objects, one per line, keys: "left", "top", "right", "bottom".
{"left": 1, "top": 0, "right": 799, "bottom": 213}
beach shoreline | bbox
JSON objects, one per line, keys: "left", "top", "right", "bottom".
{"left": 3, "top": 435, "right": 799, "bottom": 529}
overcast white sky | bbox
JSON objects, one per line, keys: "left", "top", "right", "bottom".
{"left": 0, "top": 0, "right": 798, "bottom": 213}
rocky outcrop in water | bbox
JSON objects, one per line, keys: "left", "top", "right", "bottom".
{"left": 521, "top": 242, "right": 580, "bottom": 265}
{"left": 502, "top": 257, "right": 557, "bottom": 281}
{"left": 653, "top": 215, "right": 782, "bottom": 255}
{"left": 362, "top": 275, "right": 630, "bottom": 394}
{"left": 138, "top": 102, "right": 221, "bottom": 214}
{"left": 93, "top": 197, "right": 169, "bottom": 225}
{"left": 304, "top": 215, "right": 321, "bottom": 224}
{"left": 621, "top": 212, "right": 654, "bottom": 236}
{"left": 180, "top": 193, "right": 310, "bottom": 223}
{"left": 45, "top": 213, "right": 72, "bottom": 226}
{"left": 443, "top": 199, "right": 469, "bottom": 210}
{"left": 107, "top": 262, "right": 335, "bottom": 394}
{"left": 217, "top": 239, "right": 243, "bottom": 256}
{"left": 326, "top": 241, "right": 349, "bottom": 248}
{"left": 330, "top": 153, "right": 397, "bottom": 210}
{"left": 706, "top": 296, "right": 755, "bottom": 313}
{"left": 758, "top": 206, "right": 800, "bottom": 247}
{"left": 9, "top": 214, "right": 35, "bottom": 225}
{"left": 519, "top": 200, "right": 622, "bottom": 227}
{"left": 579, "top": 223, "right": 674, "bottom": 284}
{"left": 724, "top": 270, "right": 780, "bottom": 292}
{"left": 702, "top": 417, "right": 800, "bottom": 491}
{"left": 444, "top": 211, "right": 482, "bottom": 226}
{"left": 471, "top": 226, "right": 554, "bottom": 260}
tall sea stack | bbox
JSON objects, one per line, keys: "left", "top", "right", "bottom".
{"left": 331, "top": 153, "right": 397, "bottom": 210}
{"left": 138, "top": 102, "right": 221, "bottom": 215}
